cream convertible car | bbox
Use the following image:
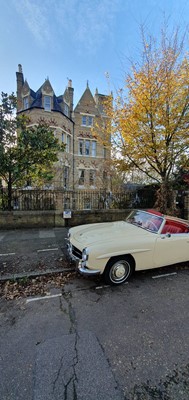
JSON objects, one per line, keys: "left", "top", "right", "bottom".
{"left": 66, "top": 210, "right": 189, "bottom": 285}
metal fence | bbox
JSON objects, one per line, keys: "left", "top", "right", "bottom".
{"left": 0, "top": 187, "right": 187, "bottom": 214}
{"left": 62, "top": 190, "right": 135, "bottom": 211}
{"left": 0, "top": 188, "right": 136, "bottom": 211}
{"left": 0, "top": 189, "right": 56, "bottom": 211}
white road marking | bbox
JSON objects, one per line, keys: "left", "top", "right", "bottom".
{"left": 26, "top": 293, "right": 62, "bottom": 303}
{"left": 37, "top": 248, "right": 59, "bottom": 253}
{"left": 0, "top": 253, "right": 16, "bottom": 256}
{"left": 152, "top": 272, "right": 177, "bottom": 279}
{"left": 95, "top": 285, "right": 110, "bottom": 289}
{"left": 95, "top": 282, "right": 128, "bottom": 290}
{"left": 0, "top": 235, "right": 5, "bottom": 241}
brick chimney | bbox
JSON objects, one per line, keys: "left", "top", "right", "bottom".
{"left": 16, "top": 64, "right": 24, "bottom": 111}
{"left": 67, "top": 79, "right": 74, "bottom": 114}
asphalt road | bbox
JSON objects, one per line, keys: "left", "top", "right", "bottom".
{"left": 0, "top": 258, "right": 189, "bottom": 399}
{"left": 0, "top": 228, "right": 69, "bottom": 278}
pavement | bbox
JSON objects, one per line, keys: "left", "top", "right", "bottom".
{"left": 0, "top": 227, "right": 75, "bottom": 281}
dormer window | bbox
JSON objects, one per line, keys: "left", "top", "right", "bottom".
{"left": 23, "top": 96, "right": 29, "bottom": 109}
{"left": 44, "top": 95, "right": 51, "bottom": 111}
{"left": 64, "top": 103, "right": 69, "bottom": 116}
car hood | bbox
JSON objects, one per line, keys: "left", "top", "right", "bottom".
{"left": 71, "top": 221, "right": 149, "bottom": 247}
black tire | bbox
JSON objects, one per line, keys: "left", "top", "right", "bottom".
{"left": 104, "top": 256, "right": 134, "bottom": 285}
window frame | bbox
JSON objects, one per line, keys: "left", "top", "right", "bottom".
{"left": 88, "top": 116, "right": 93, "bottom": 126}
{"left": 23, "top": 96, "right": 29, "bottom": 109}
{"left": 66, "top": 135, "right": 71, "bottom": 153}
{"left": 81, "top": 115, "right": 94, "bottom": 127}
{"left": 82, "top": 116, "right": 87, "bottom": 126}
{"left": 79, "top": 169, "right": 85, "bottom": 186}
{"left": 79, "top": 139, "right": 84, "bottom": 155}
{"left": 91, "top": 140, "right": 97, "bottom": 157}
{"left": 64, "top": 103, "right": 69, "bottom": 116}
{"left": 44, "top": 95, "right": 51, "bottom": 111}
{"left": 85, "top": 140, "right": 90, "bottom": 156}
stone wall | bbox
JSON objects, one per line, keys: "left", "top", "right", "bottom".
{"left": 0, "top": 211, "right": 55, "bottom": 229}
{"left": 0, "top": 209, "right": 131, "bottom": 229}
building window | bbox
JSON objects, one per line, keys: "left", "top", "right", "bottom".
{"left": 44, "top": 95, "right": 51, "bottom": 111}
{"left": 62, "top": 133, "right": 71, "bottom": 153}
{"left": 81, "top": 115, "right": 94, "bottom": 126}
{"left": 78, "top": 139, "right": 97, "bottom": 156}
{"left": 91, "top": 141, "right": 97, "bottom": 157}
{"left": 63, "top": 166, "right": 69, "bottom": 188}
{"left": 23, "top": 97, "right": 29, "bottom": 109}
{"left": 79, "top": 169, "right": 85, "bottom": 185}
{"left": 82, "top": 115, "right": 87, "bottom": 126}
{"left": 88, "top": 116, "right": 93, "bottom": 126}
{"left": 64, "top": 103, "right": 69, "bottom": 116}
{"left": 66, "top": 135, "right": 71, "bottom": 153}
{"left": 79, "top": 140, "right": 84, "bottom": 155}
{"left": 85, "top": 140, "right": 90, "bottom": 156}
{"left": 89, "top": 170, "right": 96, "bottom": 186}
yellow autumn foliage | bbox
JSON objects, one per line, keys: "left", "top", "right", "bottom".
{"left": 105, "top": 30, "right": 189, "bottom": 194}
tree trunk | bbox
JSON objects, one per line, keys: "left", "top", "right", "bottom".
{"left": 8, "top": 172, "right": 12, "bottom": 211}
{"left": 154, "top": 179, "right": 175, "bottom": 215}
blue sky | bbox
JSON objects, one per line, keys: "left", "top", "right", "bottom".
{"left": 0, "top": 0, "right": 189, "bottom": 106}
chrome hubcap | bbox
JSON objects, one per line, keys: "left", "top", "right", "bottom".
{"left": 114, "top": 264, "right": 126, "bottom": 278}
{"left": 110, "top": 260, "right": 130, "bottom": 282}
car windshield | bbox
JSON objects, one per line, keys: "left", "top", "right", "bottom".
{"left": 126, "top": 210, "right": 164, "bottom": 233}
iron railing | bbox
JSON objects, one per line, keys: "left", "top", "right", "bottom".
{"left": 62, "top": 190, "right": 135, "bottom": 211}
{"left": 0, "top": 188, "right": 187, "bottom": 214}
{"left": 0, "top": 188, "right": 135, "bottom": 211}
{"left": 0, "top": 189, "right": 56, "bottom": 211}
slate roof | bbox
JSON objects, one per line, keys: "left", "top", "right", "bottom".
{"left": 27, "top": 86, "right": 63, "bottom": 114}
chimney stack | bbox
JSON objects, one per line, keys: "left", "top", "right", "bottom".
{"left": 16, "top": 64, "right": 24, "bottom": 111}
{"left": 67, "top": 79, "right": 74, "bottom": 114}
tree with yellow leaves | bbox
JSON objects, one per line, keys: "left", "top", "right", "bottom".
{"left": 108, "top": 28, "right": 189, "bottom": 213}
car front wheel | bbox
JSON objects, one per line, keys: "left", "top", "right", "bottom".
{"left": 104, "top": 256, "right": 134, "bottom": 285}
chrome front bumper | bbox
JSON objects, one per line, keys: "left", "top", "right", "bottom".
{"left": 78, "top": 262, "right": 101, "bottom": 276}
{"left": 66, "top": 239, "right": 101, "bottom": 276}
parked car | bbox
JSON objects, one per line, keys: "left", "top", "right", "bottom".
{"left": 66, "top": 209, "right": 189, "bottom": 285}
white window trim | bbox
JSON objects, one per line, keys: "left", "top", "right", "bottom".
{"left": 80, "top": 112, "right": 95, "bottom": 117}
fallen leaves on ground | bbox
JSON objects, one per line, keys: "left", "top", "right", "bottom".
{"left": 0, "top": 271, "right": 78, "bottom": 300}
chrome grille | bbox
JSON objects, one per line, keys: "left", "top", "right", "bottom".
{"left": 72, "top": 245, "right": 82, "bottom": 259}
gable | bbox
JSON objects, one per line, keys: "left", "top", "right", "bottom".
{"left": 74, "top": 87, "right": 99, "bottom": 116}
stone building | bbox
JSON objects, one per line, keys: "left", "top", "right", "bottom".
{"left": 16, "top": 64, "right": 111, "bottom": 190}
